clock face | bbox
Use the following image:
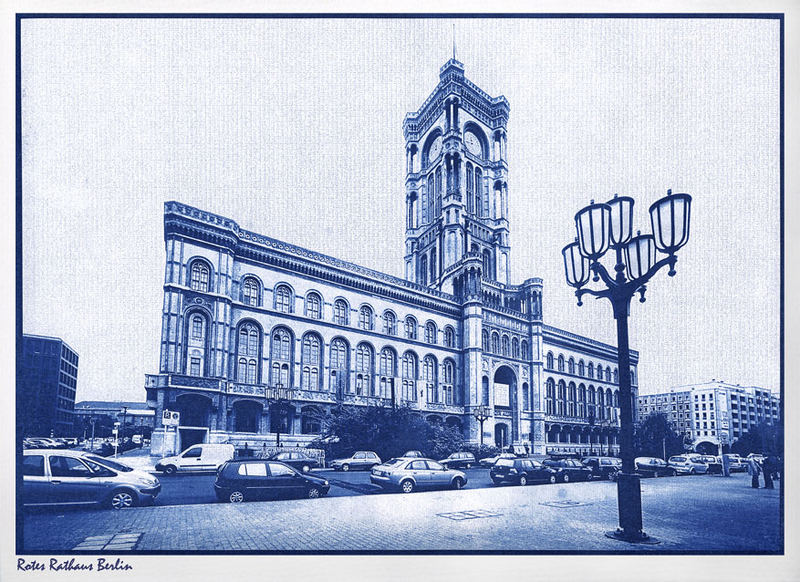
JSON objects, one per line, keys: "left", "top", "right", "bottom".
{"left": 428, "top": 136, "right": 442, "bottom": 163}
{"left": 464, "top": 131, "right": 482, "bottom": 157}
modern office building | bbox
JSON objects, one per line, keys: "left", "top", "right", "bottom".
{"left": 19, "top": 334, "right": 79, "bottom": 437}
{"left": 638, "top": 380, "right": 780, "bottom": 451}
{"left": 73, "top": 401, "right": 155, "bottom": 436}
{"left": 145, "top": 59, "right": 638, "bottom": 456}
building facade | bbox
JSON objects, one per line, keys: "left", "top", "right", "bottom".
{"left": 145, "top": 59, "right": 638, "bottom": 456}
{"left": 19, "top": 334, "right": 79, "bottom": 437}
{"left": 73, "top": 401, "right": 155, "bottom": 436}
{"left": 638, "top": 380, "right": 780, "bottom": 451}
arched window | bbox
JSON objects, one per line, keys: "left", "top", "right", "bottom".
{"left": 491, "top": 332, "right": 500, "bottom": 354}
{"left": 606, "top": 366, "right": 612, "bottom": 382}
{"left": 521, "top": 340, "right": 529, "bottom": 360}
{"left": 305, "top": 292, "right": 322, "bottom": 319}
{"left": 578, "top": 360, "right": 585, "bottom": 376}
{"left": 241, "top": 277, "right": 261, "bottom": 306}
{"left": 482, "top": 330, "right": 490, "bottom": 351}
{"left": 274, "top": 285, "right": 293, "bottom": 313}
{"left": 358, "top": 305, "right": 374, "bottom": 331}
{"left": 588, "top": 386, "right": 597, "bottom": 419}
{"left": 475, "top": 167, "right": 483, "bottom": 216}
{"left": 568, "top": 357, "right": 575, "bottom": 375}
{"left": 557, "top": 380, "right": 566, "bottom": 415}
{"left": 482, "top": 376, "right": 490, "bottom": 405}
{"left": 405, "top": 316, "right": 417, "bottom": 340}
{"left": 422, "top": 180, "right": 431, "bottom": 225}
{"left": 613, "top": 390, "right": 620, "bottom": 407}
{"left": 425, "top": 321, "right": 437, "bottom": 344}
{"left": 522, "top": 382, "right": 530, "bottom": 411}
{"left": 269, "top": 327, "right": 293, "bottom": 388}
{"left": 329, "top": 338, "right": 349, "bottom": 396}
{"left": 355, "top": 343, "right": 374, "bottom": 396}
{"left": 501, "top": 335, "right": 510, "bottom": 356}
{"left": 333, "top": 299, "right": 349, "bottom": 326}
{"left": 587, "top": 363, "right": 594, "bottom": 379}
{"left": 435, "top": 166, "right": 442, "bottom": 217}
{"left": 597, "top": 363, "right": 604, "bottom": 380}
{"left": 482, "top": 249, "right": 493, "bottom": 279}
{"left": 301, "top": 333, "right": 322, "bottom": 391}
{"left": 383, "top": 311, "right": 397, "bottom": 336}
{"left": 378, "top": 348, "right": 396, "bottom": 400}
{"left": 606, "top": 388, "right": 614, "bottom": 420}
{"left": 568, "top": 382, "right": 577, "bottom": 417}
{"left": 545, "top": 378, "right": 556, "bottom": 415}
{"left": 189, "top": 260, "right": 211, "bottom": 292}
{"left": 444, "top": 326, "right": 455, "bottom": 348}
{"left": 420, "top": 255, "right": 428, "bottom": 286}
{"left": 401, "top": 351, "right": 417, "bottom": 402}
{"left": 512, "top": 338, "right": 520, "bottom": 359}
{"left": 597, "top": 389, "right": 606, "bottom": 420}
{"left": 466, "top": 162, "right": 474, "bottom": 213}
{"left": 546, "top": 352, "right": 554, "bottom": 370}
{"left": 557, "top": 355, "right": 565, "bottom": 372}
{"left": 578, "top": 384, "right": 587, "bottom": 418}
{"left": 422, "top": 355, "right": 438, "bottom": 404}
{"left": 430, "top": 251, "right": 437, "bottom": 283}
{"left": 613, "top": 368, "right": 619, "bottom": 384}
{"left": 443, "top": 359, "right": 455, "bottom": 405}
{"left": 186, "top": 311, "right": 208, "bottom": 377}
{"left": 236, "top": 322, "right": 261, "bottom": 384}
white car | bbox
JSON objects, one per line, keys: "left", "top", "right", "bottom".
{"left": 668, "top": 455, "right": 708, "bottom": 475}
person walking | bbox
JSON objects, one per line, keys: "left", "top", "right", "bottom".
{"left": 762, "top": 455, "right": 775, "bottom": 489}
{"left": 747, "top": 456, "right": 761, "bottom": 488}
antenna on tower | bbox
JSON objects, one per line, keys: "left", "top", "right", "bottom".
{"left": 452, "top": 23, "right": 456, "bottom": 60}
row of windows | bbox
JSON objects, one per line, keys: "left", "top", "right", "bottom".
{"left": 188, "top": 316, "right": 461, "bottom": 405}
{"left": 481, "top": 329, "right": 529, "bottom": 360}
{"left": 545, "top": 352, "right": 629, "bottom": 384}
{"left": 544, "top": 378, "right": 620, "bottom": 420}
{"left": 188, "top": 261, "right": 456, "bottom": 346}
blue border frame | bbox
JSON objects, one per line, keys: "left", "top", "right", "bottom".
{"left": 15, "top": 12, "right": 785, "bottom": 556}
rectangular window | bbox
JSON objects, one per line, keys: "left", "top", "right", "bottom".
{"left": 190, "top": 357, "right": 201, "bottom": 376}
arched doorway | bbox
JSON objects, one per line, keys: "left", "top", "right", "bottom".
{"left": 269, "top": 403, "right": 295, "bottom": 436}
{"left": 493, "top": 365, "right": 518, "bottom": 442}
{"left": 232, "top": 400, "right": 262, "bottom": 433}
{"left": 695, "top": 440, "right": 718, "bottom": 455}
{"left": 175, "top": 393, "right": 213, "bottom": 449}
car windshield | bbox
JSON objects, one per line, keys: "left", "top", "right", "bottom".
{"left": 496, "top": 459, "right": 514, "bottom": 467}
{"left": 86, "top": 455, "right": 133, "bottom": 472}
{"left": 384, "top": 459, "right": 406, "bottom": 467}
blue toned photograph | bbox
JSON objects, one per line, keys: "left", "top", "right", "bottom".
{"left": 15, "top": 14, "right": 782, "bottom": 561}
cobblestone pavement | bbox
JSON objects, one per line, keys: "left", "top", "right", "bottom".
{"left": 21, "top": 473, "right": 781, "bottom": 553}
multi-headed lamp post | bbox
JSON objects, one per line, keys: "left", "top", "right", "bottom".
{"left": 562, "top": 190, "right": 691, "bottom": 543}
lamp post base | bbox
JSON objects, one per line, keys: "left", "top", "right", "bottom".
{"left": 605, "top": 528, "right": 661, "bottom": 544}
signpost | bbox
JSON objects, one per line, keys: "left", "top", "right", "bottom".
{"left": 113, "top": 422, "right": 120, "bottom": 458}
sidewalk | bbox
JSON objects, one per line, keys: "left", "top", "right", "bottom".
{"left": 21, "top": 473, "right": 781, "bottom": 552}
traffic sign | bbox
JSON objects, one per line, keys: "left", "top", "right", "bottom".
{"left": 162, "top": 410, "right": 180, "bottom": 427}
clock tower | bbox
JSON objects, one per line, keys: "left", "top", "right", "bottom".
{"left": 403, "top": 58, "right": 510, "bottom": 292}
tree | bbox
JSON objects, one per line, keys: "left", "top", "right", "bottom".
{"left": 633, "top": 413, "right": 685, "bottom": 459}
{"left": 731, "top": 421, "right": 783, "bottom": 456}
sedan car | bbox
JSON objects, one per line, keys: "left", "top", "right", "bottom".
{"left": 22, "top": 449, "right": 161, "bottom": 509}
{"left": 439, "top": 452, "right": 476, "bottom": 469}
{"left": 490, "top": 458, "right": 557, "bottom": 486}
{"left": 267, "top": 451, "right": 320, "bottom": 473}
{"left": 330, "top": 451, "right": 381, "bottom": 471}
{"left": 479, "top": 453, "right": 516, "bottom": 467}
{"left": 402, "top": 450, "right": 424, "bottom": 458}
{"left": 668, "top": 455, "right": 708, "bottom": 475}
{"left": 214, "top": 460, "right": 330, "bottom": 502}
{"left": 542, "top": 458, "right": 593, "bottom": 483}
{"left": 370, "top": 457, "right": 467, "bottom": 493}
{"left": 581, "top": 456, "right": 622, "bottom": 480}
{"left": 634, "top": 456, "right": 677, "bottom": 477}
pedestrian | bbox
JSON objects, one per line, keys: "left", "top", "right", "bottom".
{"left": 762, "top": 456, "right": 774, "bottom": 489}
{"left": 747, "top": 456, "right": 761, "bottom": 488}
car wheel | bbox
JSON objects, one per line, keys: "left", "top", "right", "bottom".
{"left": 452, "top": 477, "right": 464, "bottom": 490}
{"left": 549, "top": 475, "right": 557, "bottom": 484}
{"left": 491, "top": 477, "right": 502, "bottom": 486}
{"left": 689, "top": 468, "right": 696, "bottom": 475}
{"left": 342, "top": 464, "right": 350, "bottom": 472}
{"left": 519, "top": 475, "right": 528, "bottom": 486}
{"left": 109, "top": 488, "right": 137, "bottom": 510}
{"left": 671, "top": 470, "right": 677, "bottom": 477}
{"left": 562, "top": 473, "right": 570, "bottom": 483}
{"left": 163, "top": 465, "right": 177, "bottom": 476}
{"left": 228, "top": 490, "right": 245, "bottom": 503}
{"left": 400, "top": 479, "right": 414, "bottom": 494}
{"left": 302, "top": 464, "right": 311, "bottom": 473}
{"left": 307, "top": 487, "right": 321, "bottom": 499}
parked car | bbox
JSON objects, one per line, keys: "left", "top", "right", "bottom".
{"left": 696, "top": 454, "right": 723, "bottom": 474}
{"left": 402, "top": 450, "right": 424, "bottom": 458}
{"left": 22, "top": 449, "right": 161, "bottom": 509}
{"left": 582, "top": 456, "right": 622, "bottom": 480}
{"left": 542, "top": 458, "right": 593, "bottom": 483}
{"left": 214, "top": 460, "right": 330, "bottom": 502}
{"left": 668, "top": 455, "right": 708, "bottom": 475}
{"left": 723, "top": 454, "right": 747, "bottom": 473}
{"left": 479, "top": 453, "right": 516, "bottom": 467}
{"left": 155, "top": 443, "right": 235, "bottom": 475}
{"left": 439, "top": 452, "right": 476, "bottom": 469}
{"left": 267, "top": 451, "right": 320, "bottom": 473}
{"left": 746, "top": 453, "right": 766, "bottom": 464}
{"left": 370, "top": 457, "right": 466, "bottom": 493}
{"left": 634, "top": 457, "right": 677, "bottom": 477}
{"left": 490, "top": 458, "right": 558, "bottom": 486}
{"left": 330, "top": 451, "right": 381, "bottom": 472}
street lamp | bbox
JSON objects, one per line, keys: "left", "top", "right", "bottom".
{"left": 267, "top": 382, "right": 292, "bottom": 448}
{"left": 472, "top": 405, "right": 491, "bottom": 446}
{"left": 120, "top": 406, "right": 128, "bottom": 440}
{"left": 562, "top": 190, "right": 692, "bottom": 544}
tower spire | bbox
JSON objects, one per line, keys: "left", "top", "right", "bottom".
{"left": 452, "top": 23, "right": 456, "bottom": 60}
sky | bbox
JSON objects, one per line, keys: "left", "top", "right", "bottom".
{"left": 19, "top": 17, "right": 781, "bottom": 401}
